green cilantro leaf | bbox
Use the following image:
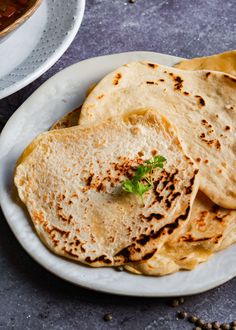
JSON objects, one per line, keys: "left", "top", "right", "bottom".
{"left": 122, "top": 155, "right": 166, "bottom": 203}
{"left": 122, "top": 180, "right": 135, "bottom": 193}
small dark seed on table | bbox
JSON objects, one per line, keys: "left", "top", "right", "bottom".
{"left": 203, "top": 323, "right": 212, "bottom": 329}
{"left": 177, "top": 311, "right": 188, "bottom": 319}
{"left": 189, "top": 316, "right": 198, "bottom": 323}
{"left": 103, "top": 314, "right": 113, "bottom": 321}
{"left": 212, "top": 322, "right": 220, "bottom": 329}
{"left": 171, "top": 299, "right": 179, "bottom": 307}
{"left": 196, "top": 319, "right": 205, "bottom": 327}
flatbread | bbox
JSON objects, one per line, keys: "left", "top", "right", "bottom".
{"left": 79, "top": 62, "right": 236, "bottom": 209}
{"left": 52, "top": 51, "right": 236, "bottom": 132}
{"left": 125, "top": 191, "right": 236, "bottom": 275}
{"left": 175, "top": 50, "right": 236, "bottom": 76}
{"left": 15, "top": 110, "right": 199, "bottom": 267}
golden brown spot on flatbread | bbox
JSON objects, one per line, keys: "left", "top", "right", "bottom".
{"left": 113, "top": 73, "right": 122, "bottom": 85}
{"left": 85, "top": 157, "right": 146, "bottom": 192}
{"left": 81, "top": 246, "right": 85, "bottom": 252}
{"left": 182, "top": 235, "right": 211, "bottom": 243}
{"left": 215, "top": 140, "right": 221, "bottom": 150}
{"left": 62, "top": 247, "right": 79, "bottom": 258}
{"left": 151, "top": 149, "right": 157, "bottom": 156}
{"left": 51, "top": 226, "right": 70, "bottom": 238}
{"left": 109, "top": 236, "right": 115, "bottom": 243}
{"left": 199, "top": 133, "right": 221, "bottom": 150}
{"left": 56, "top": 203, "right": 71, "bottom": 223}
{"left": 142, "top": 213, "right": 164, "bottom": 221}
{"left": 207, "top": 130, "right": 214, "bottom": 135}
{"left": 97, "top": 94, "right": 104, "bottom": 100}
{"left": 172, "top": 75, "right": 184, "bottom": 91}
{"left": 206, "top": 72, "right": 211, "bottom": 78}
{"left": 195, "top": 157, "right": 201, "bottom": 162}
{"left": 225, "top": 125, "right": 231, "bottom": 130}
{"left": 138, "top": 151, "right": 144, "bottom": 157}
{"left": 58, "top": 193, "right": 65, "bottom": 201}
{"left": 225, "top": 104, "right": 234, "bottom": 111}
{"left": 142, "top": 250, "right": 157, "bottom": 260}
{"left": 32, "top": 210, "right": 45, "bottom": 224}
{"left": 183, "top": 91, "right": 189, "bottom": 95}
{"left": 214, "top": 235, "right": 223, "bottom": 244}
{"left": 130, "top": 127, "right": 140, "bottom": 135}
{"left": 195, "top": 95, "right": 206, "bottom": 107}
{"left": 147, "top": 63, "right": 158, "bottom": 69}
{"left": 223, "top": 74, "right": 236, "bottom": 83}
{"left": 86, "top": 174, "right": 94, "bottom": 186}
{"left": 196, "top": 211, "right": 208, "bottom": 231}
{"left": 159, "top": 79, "right": 165, "bottom": 82}
{"left": 185, "top": 170, "right": 198, "bottom": 194}
{"left": 85, "top": 255, "right": 112, "bottom": 265}
{"left": 96, "top": 183, "right": 105, "bottom": 192}
{"left": 204, "top": 159, "right": 209, "bottom": 164}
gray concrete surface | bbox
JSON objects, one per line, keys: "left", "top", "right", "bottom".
{"left": 0, "top": 0, "right": 235, "bottom": 329}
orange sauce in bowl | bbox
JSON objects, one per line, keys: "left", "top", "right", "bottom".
{"left": 0, "top": 0, "right": 32, "bottom": 31}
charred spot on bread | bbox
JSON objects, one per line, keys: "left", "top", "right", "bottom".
{"left": 195, "top": 95, "right": 206, "bottom": 107}
{"left": 113, "top": 73, "right": 122, "bottom": 85}
{"left": 147, "top": 63, "right": 158, "bottom": 69}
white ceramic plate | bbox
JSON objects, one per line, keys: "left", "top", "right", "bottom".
{"left": 0, "top": 52, "right": 235, "bottom": 297}
{"left": 0, "top": 0, "right": 85, "bottom": 99}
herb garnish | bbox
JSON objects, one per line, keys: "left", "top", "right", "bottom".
{"left": 122, "top": 155, "right": 166, "bottom": 203}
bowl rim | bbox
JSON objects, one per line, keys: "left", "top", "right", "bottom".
{"left": 0, "top": 0, "right": 42, "bottom": 38}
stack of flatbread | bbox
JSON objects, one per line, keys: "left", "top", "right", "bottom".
{"left": 14, "top": 51, "right": 236, "bottom": 276}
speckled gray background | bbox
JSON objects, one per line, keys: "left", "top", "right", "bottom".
{"left": 0, "top": 1, "right": 235, "bottom": 329}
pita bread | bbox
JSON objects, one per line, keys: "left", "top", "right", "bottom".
{"left": 175, "top": 50, "right": 236, "bottom": 76}
{"left": 15, "top": 110, "right": 199, "bottom": 267}
{"left": 79, "top": 62, "right": 236, "bottom": 209}
{"left": 125, "top": 191, "right": 236, "bottom": 275}
{"left": 52, "top": 51, "right": 236, "bottom": 132}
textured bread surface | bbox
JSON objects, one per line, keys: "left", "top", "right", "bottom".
{"left": 15, "top": 110, "right": 199, "bottom": 267}
{"left": 80, "top": 62, "right": 236, "bottom": 208}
